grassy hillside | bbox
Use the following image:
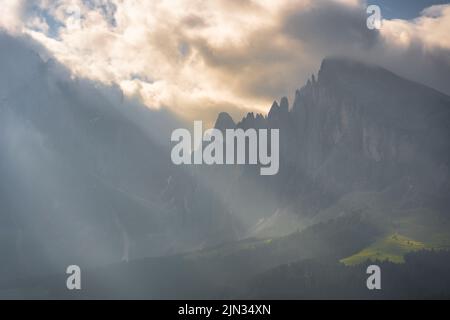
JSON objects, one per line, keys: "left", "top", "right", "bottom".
{"left": 340, "top": 234, "right": 427, "bottom": 265}
{"left": 314, "top": 191, "right": 450, "bottom": 266}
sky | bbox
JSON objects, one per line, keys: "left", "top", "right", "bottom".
{"left": 1, "top": 0, "right": 450, "bottom": 125}
{"left": 371, "top": 0, "right": 450, "bottom": 19}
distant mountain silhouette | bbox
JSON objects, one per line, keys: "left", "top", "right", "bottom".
{"left": 209, "top": 57, "right": 450, "bottom": 236}
{"left": 0, "top": 33, "right": 239, "bottom": 280}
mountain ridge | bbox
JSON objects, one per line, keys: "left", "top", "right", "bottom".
{"left": 209, "top": 56, "right": 450, "bottom": 237}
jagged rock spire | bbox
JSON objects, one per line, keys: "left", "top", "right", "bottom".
{"left": 280, "top": 97, "right": 289, "bottom": 112}
{"left": 214, "top": 112, "right": 236, "bottom": 131}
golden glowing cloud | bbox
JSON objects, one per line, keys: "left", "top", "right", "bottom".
{"left": 2, "top": 0, "right": 450, "bottom": 124}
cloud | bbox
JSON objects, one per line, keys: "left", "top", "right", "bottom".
{"left": 1, "top": 0, "right": 450, "bottom": 124}
{"left": 380, "top": 4, "right": 450, "bottom": 51}
{"left": 371, "top": 4, "right": 450, "bottom": 95}
{"left": 0, "top": 0, "right": 25, "bottom": 32}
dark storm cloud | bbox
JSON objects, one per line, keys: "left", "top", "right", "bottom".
{"left": 282, "top": 0, "right": 380, "bottom": 53}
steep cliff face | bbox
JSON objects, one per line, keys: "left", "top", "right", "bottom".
{"left": 292, "top": 58, "right": 450, "bottom": 168}
{"left": 286, "top": 58, "right": 450, "bottom": 211}
{"left": 211, "top": 58, "right": 450, "bottom": 232}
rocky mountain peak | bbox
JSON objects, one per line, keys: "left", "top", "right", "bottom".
{"left": 279, "top": 97, "right": 289, "bottom": 112}
{"left": 214, "top": 112, "right": 236, "bottom": 131}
